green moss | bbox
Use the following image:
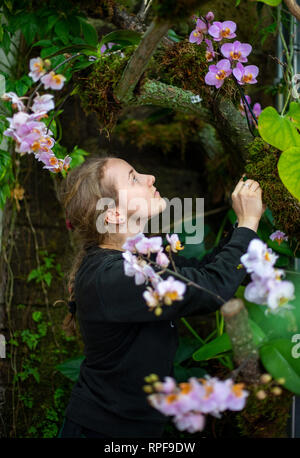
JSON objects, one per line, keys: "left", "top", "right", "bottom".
{"left": 147, "top": 40, "right": 238, "bottom": 105}
{"left": 74, "top": 46, "right": 136, "bottom": 131}
{"left": 245, "top": 138, "right": 300, "bottom": 239}
{"left": 236, "top": 384, "right": 293, "bottom": 438}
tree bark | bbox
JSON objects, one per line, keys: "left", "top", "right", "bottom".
{"left": 115, "top": 19, "right": 172, "bottom": 103}
{"left": 284, "top": 0, "right": 300, "bottom": 21}
{"left": 221, "top": 298, "right": 261, "bottom": 384}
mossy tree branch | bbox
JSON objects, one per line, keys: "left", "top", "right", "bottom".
{"left": 124, "top": 78, "right": 252, "bottom": 159}
{"left": 127, "top": 78, "right": 210, "bottom": 116}
{"left": 115, "top": 19, "right": 172, "bottom": 103}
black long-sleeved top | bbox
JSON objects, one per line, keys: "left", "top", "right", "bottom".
{"left": 64, "top": 225, "right": 259, "bottom": 438}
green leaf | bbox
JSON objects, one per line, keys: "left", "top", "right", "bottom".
{"left": 79, "top": 19, "right": 98, "bottom": 47}
{"left": 277, "top": 147, "right": 300, "bottom": 201}
{"left": 258, "top": 106, "right": 300, "bottom": 151}
{"left": 21, "top": 17, "right": 38, "bottom": 45}
{"left": 287, "top": 102, "right": 300, "bottom": 130}
{"left": 260, "top": 339, "right": 300, "bottom": 395}
{"left": 27, "top": 270, "right": 38, "bottom": 282}
{"left": 167, "top": 29, "right": 183, "bottom": 42}
{"left": 55, "top": 20, "right": 70, "bottom": 45}
{"left": 174, "top": 336, "right": 203, "bottom": 364}
{"left": 192, "top": 333, "right": 232, "bottom": 361}
{"left": 257, "top": 0, "right": 282, "bottom": 5}
{"left": 46, "top": 15, "right": 59, "bottom": 33}
{"left": 56, "top": 355, "right": 85, "bottom": 381}
{"left": 98, "top": 30, "right": 141, "bottom": 49}
{"left": 43, "top": 272, "right": 52, "bottom": 287}
{"left": 32, "top": 311, "right": 42, "bottom": 323}
{"left": 32, "top": 39, "right": 53, "bottom": 48}
{"left": 248, "top": 318, "right": 266, "bottom": 346}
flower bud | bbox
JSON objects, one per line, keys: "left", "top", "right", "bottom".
{"left": 153, "top": 382, "right": 164, "bottom": 392}
{"left": 155, "top": 306, "right": 162, "bottom": 316}
{"left": 276, "top": 378, "right": 285, "bottom": 385}
{"left": 256, "top": 390, "right": 267, "bottom": 400}
{"left": 260, "top": 373, "right": 272, "bottom": 384}
{"left": 149, "top": 373, "right": 159, "bottom": 382}
{"left": 44, "top": 59, "right": 51, "bottom": 68}
{"left": 143, "top": 385, "right": 153, "bottom": 393}
{"left": 144, "top": 376, "right": 152, "bottom": 383}
{"left": 271, "top": 387, "right": 282, "bottom": 396}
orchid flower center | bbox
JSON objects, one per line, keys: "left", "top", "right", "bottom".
{"left": 32, "top": 141, "right": 41, "bottom": 151}
{"left": 221, "top": 27, "right": 231, "bottom": 37}
{"left": 165, "top": 291, "right": 179, "bottom": 301}
{"left": 232, "top": 383, "right": 244, "bottom": 398}
{"left": 53, "top": 75, "right": 63, "bottom": 84}
{"left": 166, "top": 394, "right": 178, "bottom": 404}
{"left": 216, "top": 69, "right": 226, "bottom": 80}
{"left": 279, "top": 296, "right": 288, "bottom": 307}
{"left": 49, "top": 157, "right": 58, "bottom": 165}
{"left": 204, "top": 385, "right": 214, "bottom": 399}
{"left": 242, "top": 73, "right": 253, "bottom": 83}
{"left": 175, "top": 240, "right": 184, "bottom": 250}
{"left": 34, "top": 62, "right": 43, "bottom": 72}
{"left": 230, "top": 51, "right": 241, "bottom": 60}
{"left": 179, "top": 383, "right": 192, "bottom": 395}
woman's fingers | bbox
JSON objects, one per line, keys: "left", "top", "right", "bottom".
{"left": 233, "top": 175, "right": 248, "bottom": 195}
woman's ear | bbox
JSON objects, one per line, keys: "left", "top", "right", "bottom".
{"left": 106, "top": 208, "right": 126, "bottom": 224}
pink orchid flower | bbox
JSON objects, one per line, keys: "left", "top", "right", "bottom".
{"left": 221, "top": 40, "right": 252, "bottom": 63}
{"left": 204, "top": 59, "right": 232, "bottom": 89}
{"left": 208, "top": 21, "right": 237, "bottom": 41}
{"left": 41, "top": 71, "right": 66, "bottom": 90}
{"left": 233, "top": 62, "right": 259, "bottom": 85}
{"left": 189, "top": 18, "right": 207, "bottom": 45}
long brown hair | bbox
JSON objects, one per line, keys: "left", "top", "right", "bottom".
{"left": 58, "top": 155, "right": 119, "bottom": 335}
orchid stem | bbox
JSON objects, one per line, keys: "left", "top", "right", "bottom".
{"left": 139, "top": 254, "right": 226, "bottom": 306}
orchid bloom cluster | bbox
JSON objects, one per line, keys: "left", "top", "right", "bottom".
{"left": 145, "top": 374, "right": 248, "bottom": 433}
{"left": 240, "top": 237, "right": 295, "bottom": 314}
{"left": 2, "top": 57, "right": 71, "bottom": 173}
{"left": 239, "top": 95, "right": 261, "bottom": 126}
{"left": 122, "top": 232, "right": 186, "bottom": 316}
{"left": 189, "top": 12, "right": 259, "bottom": 91}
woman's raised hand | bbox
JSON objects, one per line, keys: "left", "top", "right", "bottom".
{"left": 231, "top": 174, "right": 267, "bottom": 232}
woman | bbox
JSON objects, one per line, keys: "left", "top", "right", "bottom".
{"left": 58, "top": 155, "right": 265, "bottom": 438}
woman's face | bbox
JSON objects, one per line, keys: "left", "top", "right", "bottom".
{"left": 105, "top": 158, "right": 166, "bottom": 227}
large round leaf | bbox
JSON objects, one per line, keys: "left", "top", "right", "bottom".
{"left": 258, "top": 106, "right": 300, "bottom": 151}
{"left": 277, "top": 147, "right": 300, "bottom": 202}
{"left": 259, "top": 339, "right": 300, "bottom": 395}
{"left": 244, "top": 269, "right": 300, "bottom": 340}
